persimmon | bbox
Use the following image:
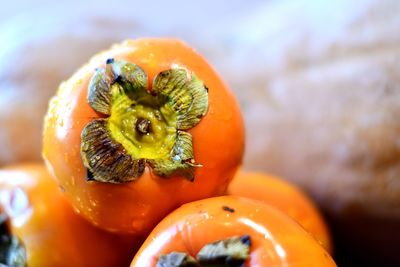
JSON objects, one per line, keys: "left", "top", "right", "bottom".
{"left": 0, "top": 163, "right": 142, "bottom": 267}
{"left": 42, "top": 38, "right": 244, "bottom": 234}
{"left": 227, "top": 171, "right": 331, "bottom": 252}
{"left": 131, "top": 196, "right": 336, "bottom": 266}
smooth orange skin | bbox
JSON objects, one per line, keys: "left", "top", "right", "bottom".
{"left": 42, "top": 38, "right": 245, "bottom": 234}
{"left": 227, "top": 171, "right": 332, "bottom": 252}
{"left": 131, "top": 196, "right": 336, "bottom": 267}
{"left": 0, "top": 164, "right": 143, "bottom": 267}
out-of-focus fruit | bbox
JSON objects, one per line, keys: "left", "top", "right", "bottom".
{"left": 227, "top": 171, "right": 332, "bottom": 252}
{"left": 131, "top": 196, "right": 337, "bottom": 267}
{"left": 0, "top": 163, "right": 142, "bottom": 267}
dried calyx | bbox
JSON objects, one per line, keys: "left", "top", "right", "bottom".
{"left": 0, "top": 213, "right": 26, "bottom": 267}
{"left": 157, "top": 235, "right": 251, "bottom": 267}
{"left": 81, "top": 59, "right": 208, "bottom": 183}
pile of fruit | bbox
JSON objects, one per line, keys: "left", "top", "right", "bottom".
{"left": 0, "top": 39, "right": 336, "bottom": 266}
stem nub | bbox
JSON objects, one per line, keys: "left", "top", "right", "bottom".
{"left": 136, "top": 118, "right": 152, "bottom": 135}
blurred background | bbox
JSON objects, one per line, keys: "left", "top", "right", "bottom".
{"left": 1, "top": 0, "right": 400, "bottom": 266}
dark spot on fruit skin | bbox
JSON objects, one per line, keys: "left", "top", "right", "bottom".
{"left": 59, "top": 185, "right": 66, "bottom": 193}
{"left": 222, "top": 206, "right": 235, "bottom": 213}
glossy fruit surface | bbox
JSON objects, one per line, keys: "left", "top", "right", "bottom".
{"left": 227, "top": 171, "right": 331, "bottom": 252}
{"left": 42, "top": 38, "right": 244, "bottom": 234}
{"left": 0, "top": 164, "right": 142, "bottom": 267}
{"left": 131, "top": 196, "right": 336, "bottom": 267}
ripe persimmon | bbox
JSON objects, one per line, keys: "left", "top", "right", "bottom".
{"left": 227, "top": 171, "right": 332, "bottom": 252}
{"left": 0, "top": 164, "right": 142, "bottom": 267}
{"left": 131, "top": 196, "right": 336, "bottom": 266}
{"left": 42, "top": 38, "right": 244, "bottom": 234}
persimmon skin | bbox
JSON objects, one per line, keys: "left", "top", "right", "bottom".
{"left": 131, "top": 196, "right": 336, "bottom": 267}
{"left": 0, "top": 164, "right": 142, "bottom": 267}
{"left": 227, "top": 171, "right": 332, "bottom": 252}
{"left": 42, "top": 38, "right": 244, "bottom": 234}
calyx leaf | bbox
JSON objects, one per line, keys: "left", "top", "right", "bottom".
{"left": 153, "top": 69, "right": 209, "bottom": 130}
{"left": 157, "top": 235, "right": 251, "bottom": 267}
{"left": 157, "top": 252, "right": 199, "bottom": 267}
{"left": 81, "top": 119, "right": 145, "bottom": 183}
{"left": 0, "top": 213, "right": 26, "bottom": 267}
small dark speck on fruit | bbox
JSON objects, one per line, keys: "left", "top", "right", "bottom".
{"left": 222, "top": 206, "right": 235, "bottom": 213}
{"left": 59, "top": 185, "right": 66, "bottom": 192}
